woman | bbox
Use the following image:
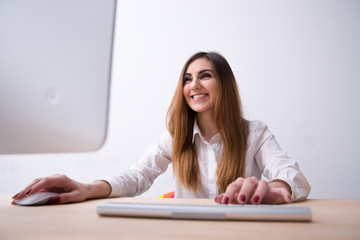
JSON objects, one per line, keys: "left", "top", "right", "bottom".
{"left": 12, "top": 52, "right": 310, "bottom": 205}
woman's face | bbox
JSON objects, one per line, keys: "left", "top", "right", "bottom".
{"left": 183, "top": 58, "right": 219, "bottom": 115}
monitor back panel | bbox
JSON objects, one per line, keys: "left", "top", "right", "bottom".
{"left": 0, "top": 0, "right": 116, "bottom": 153}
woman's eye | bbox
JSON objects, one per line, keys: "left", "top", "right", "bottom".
{"left": 183, "top": 77, "right": 192, "bottom": 83}
{"left": 201, "top": 73, "right": 211, "bottom": 79}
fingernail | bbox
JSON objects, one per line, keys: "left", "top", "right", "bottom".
{"left": 240, "top": 194, "right": 246, "bottom": 203}
{"left": 214, "top": 196, "right": 219, "bottom": 202}
{"left": 11, "top": 200, "right": 16, "bottom": 205}
{"left": 12, "top": 193, "right": 19, "bottom": 199}
{"left": 49, "top": 196, "right": 60, "bottom": 204}
{"left": 252, "top": 195, "right": 260, "bottom": 204}
{"left": 222, "top": 196, "right": 229, "bottom": 204}
{"left": 287, "top": 195, "right": 292, "bottom": 202}
{"left": 25, "top": 188, "right": 33, "bottom": 195}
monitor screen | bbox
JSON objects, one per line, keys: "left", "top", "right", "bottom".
{"left": 0, "top": 0, "right": 117, "bottom": 154}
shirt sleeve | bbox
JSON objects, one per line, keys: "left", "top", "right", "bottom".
{"left": 253, "top": 122, "right": 311, "bottom": 201}
{"left": 103, "top": 132, "right": 173, "bottom": 197}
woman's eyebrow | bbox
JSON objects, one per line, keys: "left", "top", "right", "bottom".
{"left": 198, "top": 69, "right": 214, "bottom": 74}
{"left": 184, "top": 73, "right": 192, "bottom": 76}
{"left": 184, "top": 69, "right": 214, "bottom": 76}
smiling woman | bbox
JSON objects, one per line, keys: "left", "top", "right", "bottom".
{"left": 12, "top": 51, "right": 311, "bottom": 206}
{"left": 168, "top": 52, "right": 249, "bottom": 195}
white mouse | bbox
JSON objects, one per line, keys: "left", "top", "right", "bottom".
{"left": 14, "top": 192, "right": 58, "bottom": 206}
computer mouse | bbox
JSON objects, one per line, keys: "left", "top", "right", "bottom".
{"left": 14, "top": 192, "right": 58, "bottom": 206}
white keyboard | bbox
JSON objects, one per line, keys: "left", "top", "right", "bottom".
{"left": 97, "top": 202, "right": 312, "bottom": 222}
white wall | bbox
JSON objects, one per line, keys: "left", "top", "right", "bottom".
{"left": 1, "top": 0, "right": 359, "bottom": 199}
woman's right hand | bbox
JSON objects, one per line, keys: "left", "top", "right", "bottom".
{"left": 12, "top": 174, "right": 112, "bottom": 205}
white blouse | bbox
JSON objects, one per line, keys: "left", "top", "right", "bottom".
{"left": 105, "top": 120, "right": 311, "bottom": 201}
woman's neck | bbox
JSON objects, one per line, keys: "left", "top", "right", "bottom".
{"left": 196, "top": 112, "right": 219, "bottom": 142}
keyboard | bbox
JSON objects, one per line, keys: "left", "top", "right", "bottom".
{"left": 97, "top": 202, "right": 312, "bottom": 222}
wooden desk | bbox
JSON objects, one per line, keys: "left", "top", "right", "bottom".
{"left": 0, "top": 195, "right": 359, "bottom": 240}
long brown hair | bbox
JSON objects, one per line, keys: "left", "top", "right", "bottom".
{"left": 166, "top": 52, "right": 248, "bottom": 193}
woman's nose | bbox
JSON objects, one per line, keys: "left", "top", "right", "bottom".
{"left": 190, "top": 78, "right": 200, "bottom": 90}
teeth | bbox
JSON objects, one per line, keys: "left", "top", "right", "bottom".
{"left": 193, "top": 94, "right": 206, "bottom": 100}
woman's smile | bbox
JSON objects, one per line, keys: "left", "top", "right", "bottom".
{"left": 191, "top": 93, "right": 209, "bottom": 101}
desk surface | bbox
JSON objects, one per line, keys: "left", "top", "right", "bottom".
{"left": 0, "top": 195, "right": 359, "bottom": 240}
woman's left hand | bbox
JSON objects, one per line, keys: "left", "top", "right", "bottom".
{"left": 214, "top": 177, "right": 292, "bottom": 205}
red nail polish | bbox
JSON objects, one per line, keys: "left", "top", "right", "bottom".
{"left": 253, "top": 195, "right": 260, "bottom": 204}
{"left": 11, "top": 200, "right": 16, "bottom": 205}
{"left": 12, "top": 193, "right": 19, "bottom": 199}
{"left": 222, "top": 196, "right": 229, "bottom": 204}
{"left": 49, "top": 196, "right": 60, "bottom": 204}
{"left": 240, "top": 194, "right": 246, "bottom": 203}
{"left": 25, "top": 188, "right": 33, "bottom": 195}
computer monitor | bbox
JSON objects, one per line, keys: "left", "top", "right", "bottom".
{"left": 0, "top": 0, "right": 117, "bottom": 154}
